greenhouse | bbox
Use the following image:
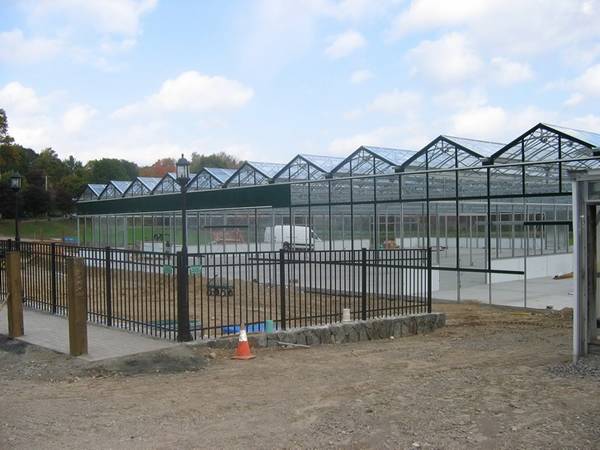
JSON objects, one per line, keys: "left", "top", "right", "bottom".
{"left": 75, "top": 122, "right": 600, "bottom": 305}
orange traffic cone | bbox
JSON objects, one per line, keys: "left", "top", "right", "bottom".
{"left": 232, "top": 324, "right": 256, "bottom": 360}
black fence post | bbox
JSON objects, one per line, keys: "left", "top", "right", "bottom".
{"left": 361, "top": 248, "right": 367, "bottom": 320}
{"left": 51, "top": 243, "right": 57, "bottom": 314}
{"left": 104, "top": 247, "right": 112, "bottom": 326}
{"left": 279, "top": 249, "right": 286, "bottom": 330}
{"left": 176, "top": 250, "right": 192, "bottom": 341}
{"left": 427, "top": 248, "right": 432, "bottom": 313}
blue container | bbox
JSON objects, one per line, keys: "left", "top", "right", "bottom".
{"left": 221, "top": 322, "right": 277, "bottom": 334}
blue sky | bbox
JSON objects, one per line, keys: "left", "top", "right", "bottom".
{"left": 1, "top": 0, "right": 599, "bottom": 165}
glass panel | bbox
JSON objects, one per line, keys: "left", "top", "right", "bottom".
{"left": 375, "top": 175, "right": 400, "bottom": 202}
{"left": 401, "top": 173, "right": 426, "bottom": 200}
{"left": 428, "top": 170, "right": 456, "bottom": 199}
{"left": 290, "top": 182, "right": 309, "bottom": 206}
{"left": 352, "top": 177, "right": 374, "bottom": 203}
{"left": 330, "top": 178, "right": 351, "bottom": 204}
{"left": 525, "top": 163, "right": 559, "bottom": 194}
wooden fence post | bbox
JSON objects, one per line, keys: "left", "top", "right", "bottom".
{"left": 67, "top": 257, "right": 87, "bottom": 356}
{"left": 6, "top": 251, "right": 24, "bottom": 338}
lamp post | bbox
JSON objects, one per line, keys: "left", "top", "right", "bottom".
{"left": 175, "top": 154, "right": 192, "bottom": 342}
{"left": 10, "top": 172, "right": 22, "bottom": 250}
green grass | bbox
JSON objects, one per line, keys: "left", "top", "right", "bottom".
{"left": 0, "top": 218, "right": 78, "bottom": 241}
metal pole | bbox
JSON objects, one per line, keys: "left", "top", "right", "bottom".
{"left": 51, "top": 242, "right": 57, "bottom": 313}
{"left": 279, "top": 249, "right": 287, "bottom": 330}
{"left": 361, "top": 248, "right": 367, "bottom": 320}
{"left": 486, "top": 168, "right": 492, "bottom": 304}
{"left": 469, "top": 215, "right": 473, "bottom": 266}
{"left": 76, "top": 216, "right": 81, "bottom": 245}
{"left": 14, "top": 192, "right": 20, "bottom": 249}
{"left": 177, "top": 184, "right": 192, "bottom": 342}
{"left": 524, "top": 226, "right": 528, "bottom": 308}
{"left": 511, "top": 204, "right": 515, "bottom": 257}
{"left": 105, "top": 246, "right": 112, "bottom": 326}
{"left": 553, "top": 203, "right": 558, "bottom": 254}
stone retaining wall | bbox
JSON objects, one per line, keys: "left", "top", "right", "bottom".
{"left": 205, "top": 313, "right": 445, "bottom": 349}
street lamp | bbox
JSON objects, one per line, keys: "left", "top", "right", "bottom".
{"left": 175, "top": 154, "right": 192, "bottom": 342}
{"left": 10, "top": 172, "right": 22, "bottom": 249}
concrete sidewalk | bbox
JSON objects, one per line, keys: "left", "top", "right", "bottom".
{"left": 0, "top": 308, "right": 176, "bottom": 361}
{"left": 433, "top": 276, "right": 574, "bottom": 309}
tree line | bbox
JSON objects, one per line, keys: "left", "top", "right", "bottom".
{"left": 0, "top": 109, "right": 240, "bottom": 219}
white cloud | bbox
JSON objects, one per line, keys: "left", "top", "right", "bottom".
{"left": 564, "top": 93, "right": 584, "bottom": 107}
{"left": 0, "top": 81, "right": 44, "bottom": 114}
{"left": 62, "top": 105, "right": 97, "bottom": 133}
{"left": 325, "top": 0, "right": 397, "bottom": 21}
{"left": 490, "top": 57, "right": 533, "bottom": 85}
{"left": 450, "top": 104, "right": 557, "bottom": 141}
{"left": 368, "top": 89, "right": 421, "bottom": 114}
{"left": 573, "top": 63, "right": 600, "bottom": 96}
{"left": 451, "top": 105, "right": 507, "bottom": 139}
{"left": 328, "top": 122, "right": 430, "bottom": 154}
{"left": 26, "top": 0, "right": 157, "bottom": 37}
{"left": 3, "top": 0, "right": 158, "bottom": 68}
{"left": 564, "top": 114, "right": 600, "bottom": 132}
{"left": 433, "top": 88, "right": 487, "bottom": 110}
{"left": 325, "top": 30, "right": 366, "bottom": 59}
{"left": 0, "top": 82, "right": 54, "bottom": 149}
{"left": 350, "top": 69, "right": 373, "bottom": 84}
{"left": 389, "top": 0, "right": 492, "bottom": 39}
{"left": 389, "top": 0, "right": 600, "bottom": 59}
{"left": 112, "top": 71, "right": 254, "bottom": 119}
{"left": 0, "top": 80, "right": 258, "bottom": 165}
{"left": 407, "top": 32, "right": 482, "bottom": 83}
{"left": 0, "top": 29, "right": 62, "bottom": 64}
{"left": 561, "top": 63, "right": 600, "bottom": 107}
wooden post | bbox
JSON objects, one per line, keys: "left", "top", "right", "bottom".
{"left": 67, "top": 257, "right": 88, "bottom": 356}
{"left": 6, "top": 251, "right": 24, "bottom": 338}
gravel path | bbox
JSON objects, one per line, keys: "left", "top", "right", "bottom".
{"left": 1, "top": 303, "right": 599, "bottom": 449}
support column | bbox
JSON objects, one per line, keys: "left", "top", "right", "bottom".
{"left": 67, "top": 257, "right": 88, "bottom": 356}
{"left": 6, "top": 251, "right": 24, "bottom": 338}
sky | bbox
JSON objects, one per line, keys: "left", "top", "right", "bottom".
{"left": 1, "top": 0, "right": 600, "bottom": 165}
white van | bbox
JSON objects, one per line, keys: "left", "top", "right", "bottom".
{"left": 264, "top": 225, "right": 321, "bottom": 250}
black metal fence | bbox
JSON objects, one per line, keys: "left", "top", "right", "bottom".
{"left": 0, "top": 240, "right": 431, "bottom": 340}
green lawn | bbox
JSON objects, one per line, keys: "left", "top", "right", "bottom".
{"left": 0, "top": 218, "right": 78, "bottom": 241}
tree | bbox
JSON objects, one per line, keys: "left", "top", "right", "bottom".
{"left": 190, "top": 152, "right": 240, "bottom": 173}
{"left": 22, "top": 169, "right": 50, "bottom": 216}
{"left": 139, "top": 158, "right": 175, "bottom": 177}
{"left": 54, "top": 187, "right": 75, "bottom": 214}
{"left": 0, "top": 143, "right": 36, "bottom": 175}
{"left": 85, "top": 158, "right": 139, "bottom": 184}
{"left": 0, "top": 108, "right": 14, "bottom": 145}
{"left": 32, "top": 148, "right": 70, "bottom": 183}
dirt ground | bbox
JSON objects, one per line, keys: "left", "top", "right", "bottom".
{"left": 1, "top": 302, "right": 599, "bottom": 449}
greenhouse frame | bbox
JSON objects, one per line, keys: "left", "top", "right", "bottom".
{"left": 75, "top": 122, "right": 600, "bottom": 305}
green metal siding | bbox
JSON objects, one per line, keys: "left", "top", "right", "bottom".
{"left": 76, "top": 183, "right": 291, "bottom": 215}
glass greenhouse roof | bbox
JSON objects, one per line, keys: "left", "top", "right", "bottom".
{"left": 88, "top": 184, "right": 107, "bottom": 196}
{"left": 110, "top": 180, "right": 132, "bottom": 193}
{"left": 204, "top": 167, "right": 236, "bottom": 182}
{"left": 443, "top": 136, "right": 506, "bottom": 157}
{"left": 300, "top": 154, "right": 345, "bottom": 172}
{"left": 363, "top": 146, "right": 417, "bottom": 166}
{"left": 544, "top": 123, "right": 600, "bottom": 148}
{"left": 247, "top": 161, "right": 286, "bottom": 177}
{"left": 137, "top": 177, "right": 162, "bottom": 191}
{"left": 76, "top": 122, "right": 600, "bottom": 203}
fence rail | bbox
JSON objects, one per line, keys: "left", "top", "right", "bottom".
{"left": 0, "top": 240, "right": 431, "bottom": 340}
